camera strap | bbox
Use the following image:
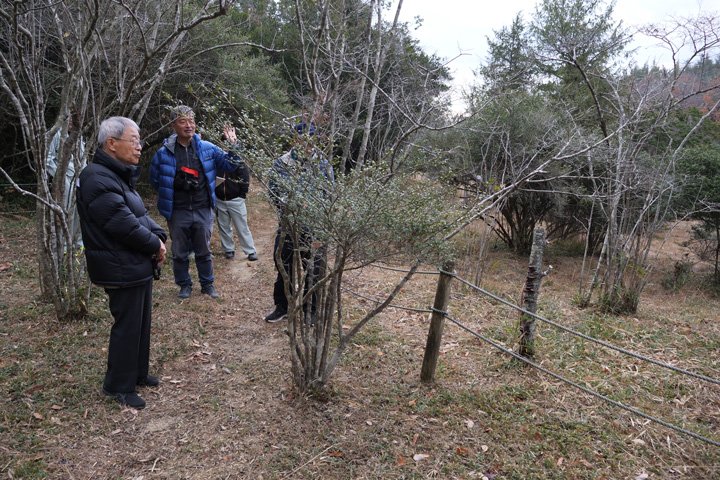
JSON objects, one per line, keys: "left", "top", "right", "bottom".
{"left": 181, "top": 166, "right": 199, "bottom": 178}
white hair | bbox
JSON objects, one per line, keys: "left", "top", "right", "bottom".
{"left": 98, "top": 117, "right": 140, "bottom": 147}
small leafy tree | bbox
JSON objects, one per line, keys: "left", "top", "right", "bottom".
{"left": 261, "top": 146, "right": 458, "bottom": 390}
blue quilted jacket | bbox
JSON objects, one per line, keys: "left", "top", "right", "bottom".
{"left": 149, "top": 133, "right": 239, "bottom": 219}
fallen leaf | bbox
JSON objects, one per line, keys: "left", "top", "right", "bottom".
{"left": 556, "top": 457, "right": 564, "bottom": 466}
{"left": 412, "top": 433, "right": 419, "bottom": 446}
{"left": 481, "top": 445, "right": 489, "bottom": 452}
{"left": 633, "top": 439, "right": 646, "bottom": 446}
{"left": 32, "top": 412, "right": 43, "bottom": 420}
{"left": 366, "top": 420, "right": 373, "bottom": 425}
{"left": 456, "top": 446, "right": 469, "bottom": 456}
{"left": 634, "top": 474, "right": 649, "bottom": 480}
{"left": 464, "top": 419, "right": 475, "bottom": 429}
{"left": 328, "top": 451, "right": 343, "bottom": 457}
{"left": 397, "top": 453, "right": 407, "bottom": 466}
{"left": 111, "top": 429, "right": 122, "bottom": 435}
{"left": 50, "top": 417, "right": 62, "bottom": 425}
{"left": 0, "top": 262, "right": 11, "bottom": 272}
{"left": 413, "top": 454, "right": 429, "bottom": 462}
{"left": 408, "top": 400, "right": 416, "bottom": 407}
{"left": 51, "top": 405, "right": 63, "bottom": 410}
{"left": 26, "top": 384, "right": 45, "bottom": 394}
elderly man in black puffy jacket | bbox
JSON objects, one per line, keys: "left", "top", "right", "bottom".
{"left": 77, "top": 116, "right": 167, "bottom": 410}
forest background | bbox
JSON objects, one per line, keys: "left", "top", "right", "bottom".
{"left": 1, "top": 0, "right": 720, "bottom": 478}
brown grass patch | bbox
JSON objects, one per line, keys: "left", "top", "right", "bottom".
{"left": 1, "top": 187, "right": 719, "bottom": 479}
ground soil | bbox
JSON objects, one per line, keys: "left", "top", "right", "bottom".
{"left": 1, "top": 184, "right": 719, "bottom": 479}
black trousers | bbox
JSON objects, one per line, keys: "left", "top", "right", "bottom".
{"left": 272, "top": 229, "right": 321, "bottom": 313}
{"left": 103, "top": 280, "right": 153, "bottom": 393}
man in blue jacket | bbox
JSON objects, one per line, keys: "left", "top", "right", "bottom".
{"left": 77, "top": 116, "right": 167, "bottom": 409}
{"left": 150, "top": 106, "right": 239, "bottom": 299}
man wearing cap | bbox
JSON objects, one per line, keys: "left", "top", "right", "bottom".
{"left": 150, "top": 106, "right": 239, "bottom": 299}
{"left": 264, "top": 122, "right": 334, "bottom": 323}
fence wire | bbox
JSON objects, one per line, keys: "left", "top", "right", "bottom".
{"left": 356, "top": 264, "right": 720, "bottom": 447}
{"left": 444, "top": 270, "right": 720, "bottom": 387}
{"left": 369, "top": 263, "right": 440, "bottom": 275}
{"left": 341, "top": 286, "right": 433, "bottom": 314}
{"left": 441, "top": 310, "right": 720, "bottom": 449}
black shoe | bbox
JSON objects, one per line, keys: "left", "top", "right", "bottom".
{"left": 178, "top": 285, "right": 192, "bottom": 298}
{"left": 137, "top": 375, "right": 159, "bottom": 387}
{"left": 247, "top": 252, "right": 258, "bottom": 261}
{"left": 201, "top": 284, "right": 219, "bottom": 298}
{"left": 264, "top": 307, "right": 287, "bottom": 323}
{"left": 302, "top": 311, "right": 316, "bottom": 326}
{"left": 102, "top": 387, "right": 146, "bottom": 409}
{"left": 225, "top": 251, "right": 235, "bottom": 259}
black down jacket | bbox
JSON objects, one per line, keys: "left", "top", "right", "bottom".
{"left": 77, "top": 148, "right": 166, "bottom": 287}
{"left": 215, "top": 161, "right": 250, "bottom": 201}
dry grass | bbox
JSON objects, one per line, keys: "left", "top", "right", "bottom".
{"left": 1, "top": 188, "right": 719, "bottom": 479}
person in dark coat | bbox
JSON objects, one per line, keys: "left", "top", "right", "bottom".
{"left": 77, "top": 116, "right": 167, "bottom": 409}
{"left": 215, "top": 130, "right": 258, "bottom": 261}
{"left": 264, "top": 123, "right": 333, "bottom": 324}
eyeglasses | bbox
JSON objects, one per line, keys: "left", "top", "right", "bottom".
{"left": 112, "top": 137, "right": 144, "bottom": 148}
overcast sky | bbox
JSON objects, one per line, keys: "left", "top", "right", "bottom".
{"left": 392, "top": 0, "right": 714, "bottom": 109}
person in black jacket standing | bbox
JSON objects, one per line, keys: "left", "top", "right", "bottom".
{"left": 77, "top": 116, "right": 167, "bottom": 409}
{"left": 215, "top": 129, "right": 258, "bottom": 261}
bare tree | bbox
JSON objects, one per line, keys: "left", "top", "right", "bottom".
{"left": 0, "top": 0, "right": 232, "bottom": 320}
{"left": 574, "top": 13, "right": 720, "bottom": 312}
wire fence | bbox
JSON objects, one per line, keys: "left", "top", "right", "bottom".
{"left": 441, "top": 310, "right": 720, "bottom": 448}
{"left": 345, "top": 264, "right": 720, "bottom": 448}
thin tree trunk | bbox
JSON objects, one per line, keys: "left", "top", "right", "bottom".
{"left": 518, "top": 228, "right": 548, "bottom": 357}
{"left": 355, "top": 0, "right": 403, "bottom": 169}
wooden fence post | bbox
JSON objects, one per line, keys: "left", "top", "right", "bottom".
{"left": 518, "top": 227, "right": 550, "bottom": 357}
{"left": 421, "top": 263, "right": 455, "bottom": 383}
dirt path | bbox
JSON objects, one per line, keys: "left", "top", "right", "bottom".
{"left": 74, "top": 187, "right": 307, "bottom": 478}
